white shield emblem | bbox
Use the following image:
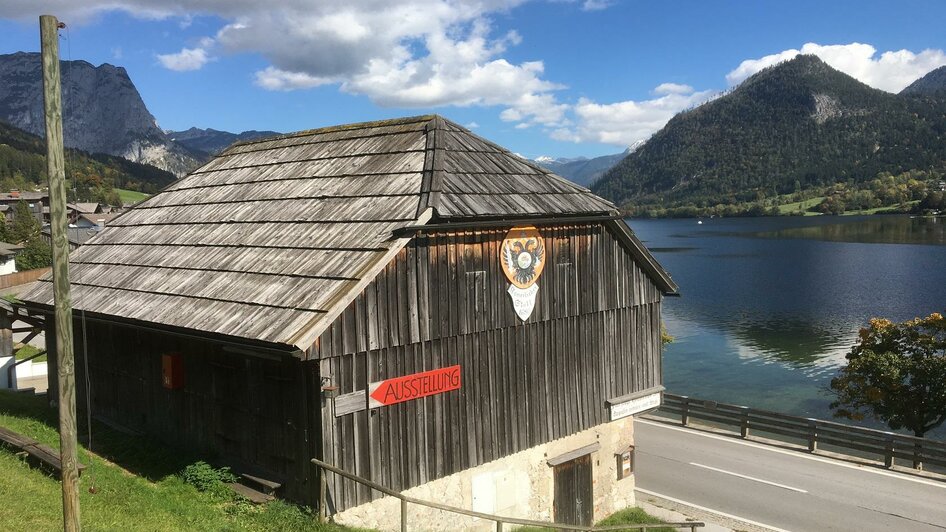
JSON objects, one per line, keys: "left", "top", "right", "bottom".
{"left": 507, "top": 284, "right": 539, "bottom": 321}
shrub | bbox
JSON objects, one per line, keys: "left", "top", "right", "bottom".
{"left": 180, "top": 461, "right": 238, "bottom": 492}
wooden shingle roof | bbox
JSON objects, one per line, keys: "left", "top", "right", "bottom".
{"left": 19, "top": 115, "right": 670, "bottom": 351}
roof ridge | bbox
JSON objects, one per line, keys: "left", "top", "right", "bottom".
{"left": 226, "top": 114, "right": 438, "bottom": 151}
{"left": 431, "top": 117, "right": 619, "bottom": 213}
{"left": 440, "top": 118, "right": 613, "bottom": 196}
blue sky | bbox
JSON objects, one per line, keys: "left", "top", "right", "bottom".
{"left": 2, "top": 1, "right": 945, "bottom": 158}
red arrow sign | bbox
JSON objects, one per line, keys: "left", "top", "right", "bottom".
{"left": 368, "top": 365, "right": 461, "bottom": 408}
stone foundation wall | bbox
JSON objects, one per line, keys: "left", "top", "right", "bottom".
{"left": 332, "top": 417, "right": 636, "bottom": 531}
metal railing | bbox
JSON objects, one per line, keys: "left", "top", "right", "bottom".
{"left": 658, "top": 393, "right": 946, "bottom": 470}
{"left": 311, "top": 457, "right": 704, "bottom": 532}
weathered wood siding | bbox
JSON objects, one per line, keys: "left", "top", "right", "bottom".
{"left": 56, "top": 320, "right": 314, "bottom": 502}
{"left": 314, "top": 223, "right": 663, "bottom": 511}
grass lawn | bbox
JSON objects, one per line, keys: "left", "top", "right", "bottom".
{"left": 515, "top": 507, "right": 678, "bottom": 532}
{"left": 842, "top": 200, "right": 920, "bottom": 216}
{"left": 14, "top": 344, "right": 46, "bottom": 363}
{"left": 0, "top": 391, "right": 355, "bottom": 531}
{"left": 115, "top": 188, "right": 150, "bottom": 205}
{"left": 776, "top": 196, "right": 824, "bottom": 216}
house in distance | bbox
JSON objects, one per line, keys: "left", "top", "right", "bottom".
{"left": 20, "top": 115, "right": 677, "bottom": 529}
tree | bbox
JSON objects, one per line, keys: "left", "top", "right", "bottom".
{"left": 830, "top": 313, "right": 946, "bottom": 438}
{"left": 15, "top": 236, "right": 52, "bottom": 271}
{"left": 8, "top": 200, "right": 40, "bottom": 243}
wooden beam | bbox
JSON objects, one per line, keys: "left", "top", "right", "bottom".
{"left": 40, "top": 14, "right": 81, "bottom": 531}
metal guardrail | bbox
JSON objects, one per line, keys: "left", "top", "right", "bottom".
{"left": 659, "top": 393, "right": 946, "bottom": 470}
{"left": 311, "top": 457, "right": 705, "bottom": 532}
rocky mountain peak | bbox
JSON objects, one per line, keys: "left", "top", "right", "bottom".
{"left": 0, "top": 52, "right": 200, "bottom": 176}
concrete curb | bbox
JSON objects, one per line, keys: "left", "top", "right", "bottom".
{"left": 636, "top": 489, "right": 777, "bottom": 532}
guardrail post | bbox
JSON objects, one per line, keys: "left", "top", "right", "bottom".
{"left": 495, "top": 519, "right": 503, "bottom": 532}
{"left": 401, "top": 498, "right": 408, "bottom": 532}
{"left": 884, "top": 435, "right": 894, "bottom": 468}
{"left": 807, "top": 420, "right": 817, "bottom": 452}
{"left": 913, "top": 442, "right": 923, "bottom": 471}
{"left": 681, "top": 397, "right": 689, "bottom": 426}
{"left": 740, "top": 408, "right": 749, "bottom": 438}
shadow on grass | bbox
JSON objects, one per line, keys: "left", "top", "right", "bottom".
{"left": 0, "top": 391, "right": 199, "bottom": 482}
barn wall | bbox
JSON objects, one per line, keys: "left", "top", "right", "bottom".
{"left": 53, "top": 320, "right": 314, "bottom": 502}
{"left": 314, "top": 223, "right": 663, "bottom": 512}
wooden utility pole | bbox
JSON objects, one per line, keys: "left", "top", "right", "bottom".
{"left": 40, "top": 14, "right": 81, "bottom": 531}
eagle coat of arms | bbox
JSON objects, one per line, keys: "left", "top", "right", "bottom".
{"left": 501, "top": 227, "right": 545, "bottom": 320}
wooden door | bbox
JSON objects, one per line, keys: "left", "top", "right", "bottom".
{"left": 553, "top": 454, "right": 594, "bottom": 526}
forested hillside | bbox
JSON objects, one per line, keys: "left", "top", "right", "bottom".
{"left": 0, "top": 120, "right": 175, "bottom": 205}
{"left": 593, "top": 55, "right": 946, "bottom": 216}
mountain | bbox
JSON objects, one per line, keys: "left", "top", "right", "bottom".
{"left": 533, "top": 148, "right": 631, "bottom": 187}
{"left": 0, "top": 52, "right": 202, "bottom": 176}
{"left": 168, "top": 127, "right": 281, "bottom": 155}
{"left": 0, "top": 119, "right": 176, "bottom": 204}
{"left": 593, "top": 55, "right": 946, "bottom": 212}
{"left": 900, "top": 65, "right": 946, "bottom": 96}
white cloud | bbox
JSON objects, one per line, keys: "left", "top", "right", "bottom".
{"left": 0, "top": 0, "right": 590, "bottom": 127}
{"left": 254, "top": 67, "right": 335, "bottom": 90}
{"left": 727, "top": 42, "right": 946, "bottom": 92}
{"left": 553, "top": 86, "right": 717, "bottom": 146}
{"left": 653, "top": 82, "right": 694, "bottom": 95}
{"left": 156, "top": 46, "right": 211, "bottom": 71}
{"left": 581, "top": 0, "right": 612, "bottom": 10}
{"left": 465, "top": 121, "right": 480, "bottom": 129}
{"left": 549, "top": 0, "right": 613, "bottom": 11}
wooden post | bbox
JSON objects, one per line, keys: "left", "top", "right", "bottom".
{"left": 680, "top": 397, "right": 689, "bottom": 426}
{"left": 806, "top": 420, "right": 817, "bottom": 452}
{"left": 400, "top": 498, "right": 408, "bottom": 532}
{"left": 40, "top": 14, "right": 81, "bottom": 532}
{"left": 739, "top": 408, "right": 749, "bottom": 439}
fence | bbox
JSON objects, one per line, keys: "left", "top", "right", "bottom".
{"left": 658, "top": 393, "right": 946, "bottom": 470}
{"left": 311, "top": 458, "right": 704, "bottom": 532}
{"left": 0, "top": 268, "right": 51, "bottom": 290}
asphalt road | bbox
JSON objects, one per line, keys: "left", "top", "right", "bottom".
{"left": 633, "top": 418, "right": 946, "bottom": 532}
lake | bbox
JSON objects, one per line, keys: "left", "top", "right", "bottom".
{"left": 628, "top": 215, "right": 946, "bottom": 437}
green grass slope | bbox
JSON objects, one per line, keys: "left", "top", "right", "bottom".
{"left": 0, "top": 391, "right": 353, "bottom": 531}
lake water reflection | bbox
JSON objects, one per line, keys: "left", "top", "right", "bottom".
{"left": 629, "top": 215, "right": 946, "bottom": 437}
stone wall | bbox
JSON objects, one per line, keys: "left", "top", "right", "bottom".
{"left": 332, "top": 416, "right": 636, "bottom": 531}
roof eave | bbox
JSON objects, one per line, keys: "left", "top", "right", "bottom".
{"left": 14, "top": 300, "right": 305, "bottom": 359}
{"left": 604, "top": 218, "right": 679, "bottom": 296}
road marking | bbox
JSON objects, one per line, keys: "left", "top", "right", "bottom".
{"left": 688, "top": 462, "right": 808, "bottom": 493}
{"left": 636, "top": 418, "right": 946, "bottom": 490}
{"left": 635, "top": 487, "right": 792, "bottom": 532}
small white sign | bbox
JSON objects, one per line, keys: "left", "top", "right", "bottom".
{"left": 507, "top": 283, "right": 539, "bottom": 320}
{"left": 610, "top": 392, "right": 661, "bottom": 421}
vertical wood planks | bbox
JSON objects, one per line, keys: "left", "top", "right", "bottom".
{"left": 316, "top": 223, "right": 667, "bottom": 512}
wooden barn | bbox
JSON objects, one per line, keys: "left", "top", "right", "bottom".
{"left": 20, "top": 115, "right": 677, "bottom": 529}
